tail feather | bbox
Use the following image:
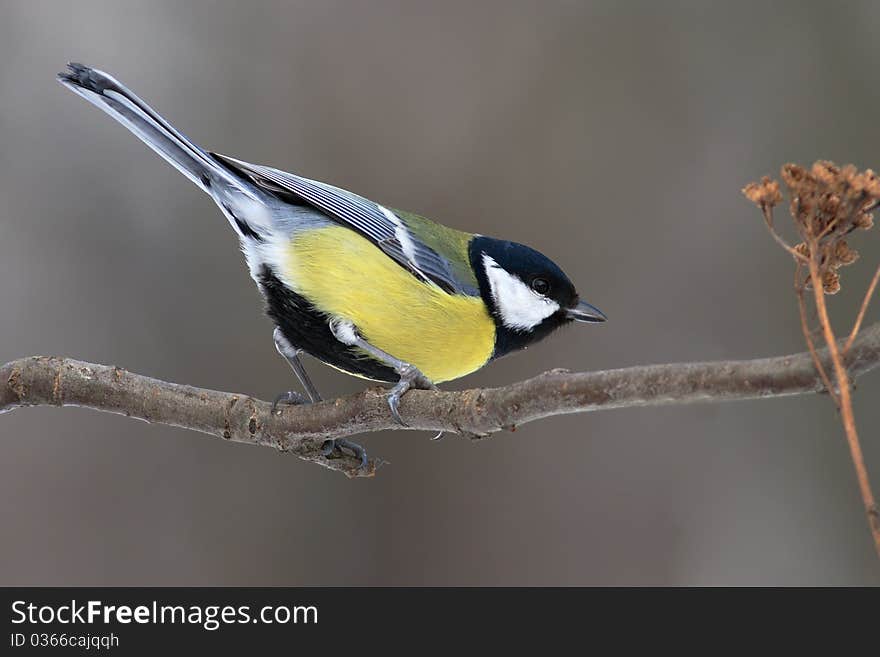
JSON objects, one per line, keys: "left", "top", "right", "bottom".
{"left": 57, "top": 63, "right": 275, "bottom": 243}
{"left": 58, "top": 63, "right": 246, "bottom": 195}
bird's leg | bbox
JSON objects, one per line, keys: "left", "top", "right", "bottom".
{"left": 329, "top": 320, "right": 439, "bottom": 430}
{"left": 272, "top": 327, "right": 322, "bottom": 410}
{"left": 272, "top": 328, "right": 367, "bottom": 469}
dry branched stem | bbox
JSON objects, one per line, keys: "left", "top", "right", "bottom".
{"left": 745, "top": 160, "right": 880, "bottom": 557}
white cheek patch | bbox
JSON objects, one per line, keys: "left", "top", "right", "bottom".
{"left": 482, "top": 254, "right": 560, "bottom": 331}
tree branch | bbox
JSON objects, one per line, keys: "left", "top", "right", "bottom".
{"left": 2, "top": 321, "right": 879, "bottom": 478}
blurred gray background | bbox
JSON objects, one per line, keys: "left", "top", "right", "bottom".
{"left": 1, "top": 0, "right": 879, "bottom": 585}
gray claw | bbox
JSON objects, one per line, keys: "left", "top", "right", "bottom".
{"left": 321, "top": 438, "right": 369, "bottom": 469}
{"left": 387, "top": 388, "right": 408, "bottom": 427}
{"left": 271, "top": 390, "right": 310, "bottom": 414}
{"left": 385, "top": 364, "right": 437, "bottom": 426}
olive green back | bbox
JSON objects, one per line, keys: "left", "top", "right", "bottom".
{"left": 394, "top": 209, "right": 479, "bottom": 293}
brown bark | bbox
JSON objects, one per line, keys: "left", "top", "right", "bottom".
{"left": 2, "top": 321, "right": 879, "bottom": 478}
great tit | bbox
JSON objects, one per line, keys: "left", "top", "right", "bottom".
{"left": 58, "top": 63, "right": 605, "bottom": 464}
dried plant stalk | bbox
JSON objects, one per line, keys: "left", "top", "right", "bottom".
{"left": 745, "top": 161, "right": 880, "bottom": 557}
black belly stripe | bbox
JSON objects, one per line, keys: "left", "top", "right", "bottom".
{"left": 258, "top": 265, "right": 398, "bottom": 383}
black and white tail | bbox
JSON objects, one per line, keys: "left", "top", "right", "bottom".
{"left": 57, "top": 63, "right": 270, "bottom": 239}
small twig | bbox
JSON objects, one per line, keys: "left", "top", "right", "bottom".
{"left": 844, "top": 264, "right": 880, "bottom": 355}
{"left": 761, "top": 204, "right": 809, "bottom": 262}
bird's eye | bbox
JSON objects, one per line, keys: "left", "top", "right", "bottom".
{"left": 531, "top": 277, "right": 551, "bottom": 295}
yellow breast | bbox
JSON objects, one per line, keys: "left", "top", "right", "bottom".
{"left": 278, "top": 226, "right": 496, "bottom": 383}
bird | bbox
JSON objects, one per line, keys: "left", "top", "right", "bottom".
{"left": 57, "top": 63, "right": 606, "bottom": 467}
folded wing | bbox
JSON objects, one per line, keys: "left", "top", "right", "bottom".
{"left": 211, "top": 153, "right": 470, "bottom": 295}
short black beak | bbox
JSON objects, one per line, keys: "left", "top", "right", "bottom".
{"left": 566, "top": 300, "right": 606, "bottom": 323}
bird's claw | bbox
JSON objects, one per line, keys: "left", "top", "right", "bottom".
{"left": 386, "top": 364, "right": 437, "bottom": 427}
{"left": 322, "top": 438, "right": 369, "bottom": 470}
{"left": 387, "top": 388, "right": 407, "bottom": 426}
{"left": 270, "top": 390, "right": 311, "bottom": 414}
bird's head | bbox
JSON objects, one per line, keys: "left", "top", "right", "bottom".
{"left": 469, "top": 236, "right": 605, "bottom": 357}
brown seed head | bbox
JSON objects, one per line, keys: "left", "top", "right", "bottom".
{"left": 811, "top": 160, "right": 840, "bottom": 185}
{"left": 855, "top": 212, "right": 874, "bottom": 230}
{"left": 781, "top": 163, "right": 809, "bottom": 190}
{"left": 833, "top": 241, "right": 859, "bottom": 267}
{"left": 822, "top": 269, "right": 841, "bottom": 295}
{"left": 748, "top": 159, "right": 875, "bottom": 294}
{"left": 863, "top": 169, "right": 880, "bottom": 199}
{"left": 742, "top": 176, "right": 782, "bottom": 208}
{"left": 818, "top": 192, "right": 841, "bottom": 216}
